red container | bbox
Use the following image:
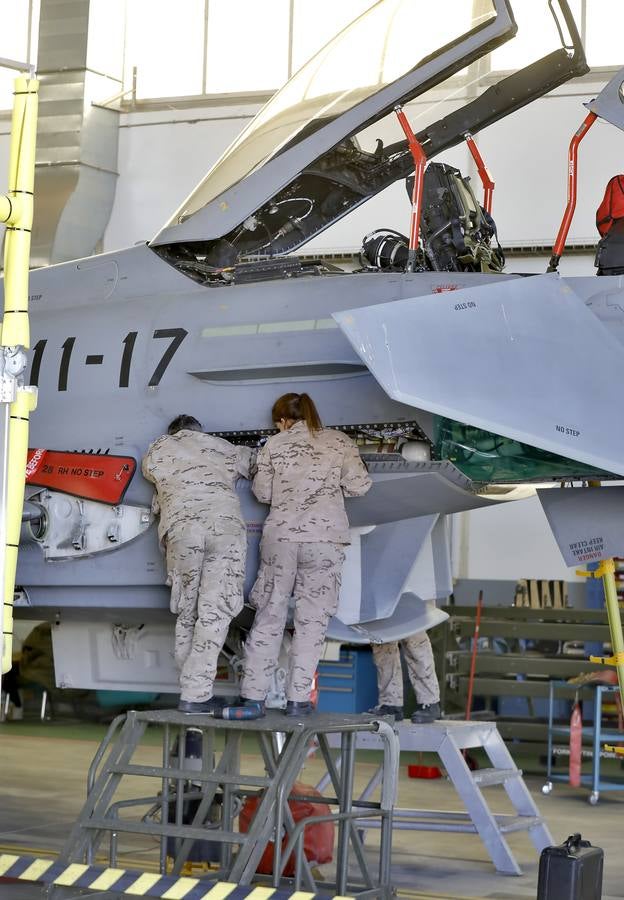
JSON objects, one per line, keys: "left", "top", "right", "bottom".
{"left": 408, "top": 764, "right": 442, "bottom": 779}
{"left": 239, "top": 782, "right": 334, "bottom": 876}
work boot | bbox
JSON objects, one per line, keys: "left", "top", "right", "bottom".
{"left": 178, "top": 697, "right": 224, "bottom": 715}
{"left": 367, "top": 704, "right": 404, "bottom": 721}
{"left": 285, "top": 701, "right": 313, "bottom": 717}
{"left": 411, "top": 702, "right": 441, "bottom": 724}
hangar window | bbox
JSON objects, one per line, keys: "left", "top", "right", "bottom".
{"left": 0, "top": 0, "right": 39, "bottom": 109}
{"left": 205, "top": 0, "right": 290, "bottom": 94}
{"left": 484, "top": 0, "right": 622, "bottom": 71}
{"left": 124, "top": 0, "right": 206, "bottom": 99}
{"left": 584, "top": 0, "right": 624, "bottom": 67}
{"left": 123, "top": 0, "right": 295, "bottom": 100}
{"left": 290, "top": 0, "right": 377, "bottom": 74}
{"left": 118, "top": 0, "right": 614, "bottom": 108}
{"left": 0, "top": 1, "right": 617, "bottom": 113}
{"left": 170, "top": 0, "right": 499, "bottom": 217}
{"left": 491, "top": 0, "right": 583, "bottom": 70}
{"left": 119, "top": 0, "right": 485, "bottom": 105}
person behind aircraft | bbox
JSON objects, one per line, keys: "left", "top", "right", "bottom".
{"left": 142, "top": 414, "right": 252, "bottom": 714}
{"left": 368, "top": 632, "right": 441, "bottom": 723}
{"left": 239, "top": 392, "right": 372, "bottom": 717}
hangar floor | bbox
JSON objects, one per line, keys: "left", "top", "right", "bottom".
{"left": 0, "top": 721, "right": 622, "bottom": 899}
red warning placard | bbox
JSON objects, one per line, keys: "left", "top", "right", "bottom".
{"left": 26, "top": 449, "right": 136, "bottom": 504}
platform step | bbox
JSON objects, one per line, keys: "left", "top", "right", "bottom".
{"left": 498, "top": 815, "right": 543, "bottom": 834}
{"left": 81, "top": 817, "right": 243, "bottom": 843}
{"left": 109, "top": 763, "right": 271, "bottom": 787}
{"left": 471, "top": 768, "right": 521, "bottom": 787}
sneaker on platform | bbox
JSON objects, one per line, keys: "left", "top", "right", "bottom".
{"left": 367, "top": 704, "right": 404, "bottom": 721}
{"left": 411, "top": 702, "right": 441, "bottom": 724}
{"left": 178, "top": 697, "right": 223, "bottom": 715}
{"left": 285, "top": 701, "right": 313, "bottom": 717}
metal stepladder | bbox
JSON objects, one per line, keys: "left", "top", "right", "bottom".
{"left": 322, "top": 719, "right": 553, "bottom": 876}
{"left": 49, "top": 708, "right": 399, "bottom": 899}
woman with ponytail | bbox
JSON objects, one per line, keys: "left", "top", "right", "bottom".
{"left": 240, "top": 392, "right": 371, "bottom": 717}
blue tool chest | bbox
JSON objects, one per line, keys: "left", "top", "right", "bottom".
{"left": 317, "top": 647, "right": 378, "bottom": 713}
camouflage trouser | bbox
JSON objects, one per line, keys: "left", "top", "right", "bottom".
{"left": 166, "top": 524, "right": 246, "bottom": 703}
{"left": 240, "top": 538, "right": 345, "bottom": 702}
{"left": 372, "top": 632, "right": 440, "bottom": 707}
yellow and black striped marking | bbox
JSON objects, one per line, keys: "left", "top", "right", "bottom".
{"left": 0, "top": 854, "right": 351, "bottom": 899}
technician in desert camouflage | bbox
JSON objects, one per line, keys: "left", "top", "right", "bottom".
{"left": 240, "top": 393, "right": 372, "bottom": 717}
{"left": 368, "top": 633, "right": 441, "bottom": 723}
{"left": 142, "top": 414, "right": 252, "bottom": 714}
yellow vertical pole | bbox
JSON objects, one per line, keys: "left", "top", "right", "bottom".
{"left": 2, "top": 76, "right": 39, "bottom": 345}
{"left": 578, "top": 557, "right": 624, "bottom": 711}
{"left": 0, "top": 75, "right": 39, "bottom": 675}
{"left": 2, "top": 388, "right": 36, "bottom": 673}
{"left": 599, "top": 559, "right": 624, "bottom": 708}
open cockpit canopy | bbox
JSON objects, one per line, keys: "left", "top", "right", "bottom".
{"left": 151, "top": 0, "right": 587, "bottom": 276}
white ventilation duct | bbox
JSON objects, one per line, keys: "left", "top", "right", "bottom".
{"left": 31, "top": 0, "right": 123, "bottom": 267}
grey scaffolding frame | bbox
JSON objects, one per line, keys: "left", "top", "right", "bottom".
{"left": 49, "top": 709, "right": 399, "bottom": 899}
{"left": 321, "top": 719, "right": 553, "bottom": 876}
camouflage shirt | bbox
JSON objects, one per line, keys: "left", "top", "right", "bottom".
{"left": 142, "top": 429, "right": 252, "bottom": 541}
{"left": 253, "top": 421, "right": 371, "bottom": 544}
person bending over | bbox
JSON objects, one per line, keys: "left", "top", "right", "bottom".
{"left": 240, "top": 392, "right": 371, "bottom": 717}
{"left": 142, "top": 414, "right": 252, "bottom": 714}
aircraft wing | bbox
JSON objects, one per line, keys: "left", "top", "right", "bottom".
{"left": 329, "top": 514, "right": 452, "bottom": 643}
{"left": 538, "top": 485, "right": 624, "bottom": 567}
{"left": 333, "top": 274, "right": 624, "bottom": 477}
{"left": 585, "top": 65, "right": 624, "bottom": 132}
{"left": 346, "top": 459, "right": 508, "bottom": 525}
{"left": 328, "top": 595, "right": 450, "bottom": 645}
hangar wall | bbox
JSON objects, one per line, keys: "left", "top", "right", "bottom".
{"left": 452, "top": 495, "right": 583, "bottom": 584}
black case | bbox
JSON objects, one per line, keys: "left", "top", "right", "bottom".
{"left": 596, "top": 218, "right": 624, "bottom": 275}
{"left": 537, "top": 834, "right": 603, "bottom": 900}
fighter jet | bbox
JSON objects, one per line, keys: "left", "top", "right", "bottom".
{"left": 9, "top": 0, "right": 624, "bottom": 695}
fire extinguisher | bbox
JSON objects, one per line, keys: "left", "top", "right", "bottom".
{"left": 569, "top": 695, "right": 582, "bottom": 788}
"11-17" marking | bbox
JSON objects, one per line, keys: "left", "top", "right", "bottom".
{"left": 29, "top": 328, "right": 188, "bottom": 391}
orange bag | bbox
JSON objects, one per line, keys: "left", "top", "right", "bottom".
{"left": 239, "top": 781, "right": 334, "bottom": 876}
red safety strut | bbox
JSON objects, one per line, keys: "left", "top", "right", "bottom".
{"left": 548, "top": 111, "right": 597, "bottom": 272}
{"left": 464, "top": 132, "right": 494, "bottom": 215}
{"left": 395, "top": 104, "right": 427, "bottom": 272}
